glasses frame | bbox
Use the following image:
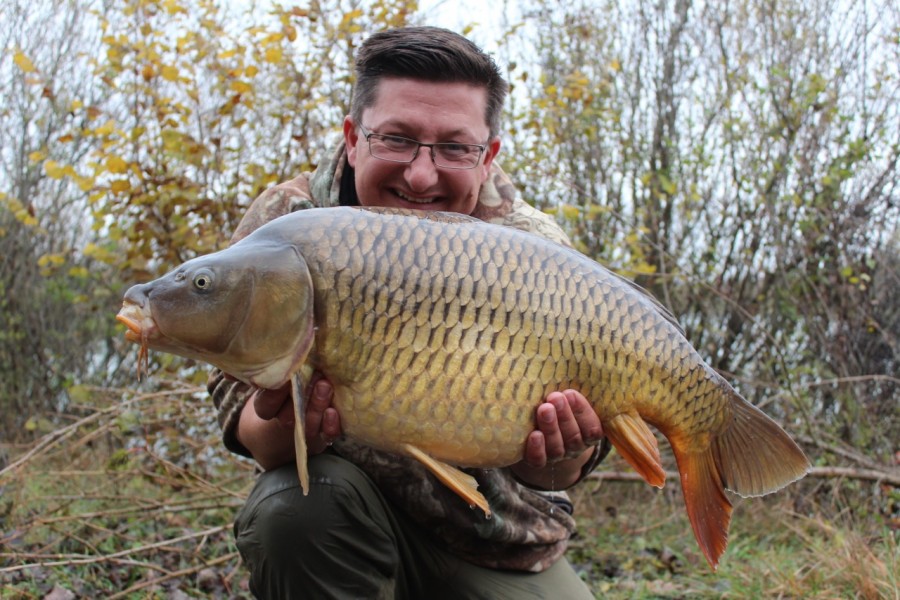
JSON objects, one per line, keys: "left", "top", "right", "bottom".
{"left": 358, "top": 124, "right": 488, "bottom": 170}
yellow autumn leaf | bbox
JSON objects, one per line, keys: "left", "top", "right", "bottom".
{"left": 631, "top": 262, "right": 658, "bottom": 275}
{"left": 29, "top": 150, "right": 47, "bottom": 162}
{"left": 82, "top": 242, "right": 101, "bottom": 257}
{"left": 45, "top": 160, "right": 66, "bottom": 179}
{"left": 163, "top": 0, "right": 185, "bottom": 15}
{"left": 264, "top": 46, "right": 283, "bottom": 63}
{"left": 561, "top": 205, "right": 581, "bottom": 221}
{"left": 68, "top": 266, "right": 90, "bottom": 279}
{"left": 110, "top": 179, "right": 131, "bottom": 193}
{"left": 38, "top": 253, "right": 66, "bottom": 268}
{"left": 94, "top": 119, "right": 115, "bottom": 136}
{"left": 340, "top": 9, "right": 363, "bottom": 26}
{"left": 14, "top": 50, "right": 36, "bottom": 73}
{"left": 74, "top": 175, "right": 95, "bottom": 191}
{"left": 230, "top": 80, "right": 252, "bottom": 94}
{"left": 261, "top": 32, "right": 284, "bottom": 46}
{"left": 105, "top": 155, "right": 128, "bottom": 174}
{"left": 161, "top": 65, "right": 179, "bottom": 81}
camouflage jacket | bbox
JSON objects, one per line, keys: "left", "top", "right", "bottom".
{"left": 209, "top": 144, "right": 603, "bottom": 572}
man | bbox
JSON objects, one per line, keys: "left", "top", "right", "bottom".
{"left": 209, "top": 26, "right": 607, "bottom": 598}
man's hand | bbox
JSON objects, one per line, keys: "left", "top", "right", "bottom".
{"left": 235, "top": 377, "right": 342, "bottom": 471}
{"left": 509, "top": 390, "right": 604, "bottom": 490}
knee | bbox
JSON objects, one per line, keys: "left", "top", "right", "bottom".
{"left": 234, "top": 454, "right": 401, "bottom": 594}
{"left": 235, "top": 454, "right": 394, "bottom": 557}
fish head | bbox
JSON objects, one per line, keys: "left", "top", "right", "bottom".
{"left": 116, "top": 241, "right": 316, "bottom": 389}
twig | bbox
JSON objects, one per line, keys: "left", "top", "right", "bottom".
{"left": 586, "top": 465, "right": 900, "bottom": 487}
{"left": 106, "top": 552, "right": 239, "bottom": 600}
{"left": 807, "top": 466, "right": 900, "bottom": 487}
{"left": 0, "top": 524, "right": 231, "bottom": 574}
{"left": 0, "top": 386, "right": 203, "bottom": 479}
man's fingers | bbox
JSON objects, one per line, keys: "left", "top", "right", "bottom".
{"left": 304, "top": 379, "right": 332, "bottom": 438}
{"left": 546, "top": 391, "right": 591, "bottom": 459}
{"left": 564, "top": 390, "right": 604, "bottom": 445}
{"left": 321, "top": 407, "right": 341, "bottom": 440}
{"left": 536, "top": 399, "right": 567, "bottom": 461}
{"left": 522, "top": 430, "right": 548, "bottom": 468}
{"left": 252, "top": 384, "right": 290, "bottom": 420}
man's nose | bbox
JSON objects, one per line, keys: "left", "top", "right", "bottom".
{"left": 404, "top": 149, "right": 439, "bottom": 190}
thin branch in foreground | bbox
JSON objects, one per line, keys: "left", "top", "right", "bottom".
{"left": 0, "top": 524, "right": 232, "bottom": 575}
{"left": 586, "top": 466, "right": 900, "bottom": 487}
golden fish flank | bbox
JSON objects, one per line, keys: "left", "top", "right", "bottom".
{"left": 116, "top": 206, "right": 810, "bottom": 570}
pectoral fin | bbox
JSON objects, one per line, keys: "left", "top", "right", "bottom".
{"left": 603, "top": 411, "right": 666, "bottom": 488}
{"left": 291, "top": 366, "right": 315, "bottom": 496}
{"left": 401, "top": 444, "right": 491, "bottom": 517}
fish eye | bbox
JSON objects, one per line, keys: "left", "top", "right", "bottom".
{"left": 192, "top": 269, "right": 214, "bottom": 292}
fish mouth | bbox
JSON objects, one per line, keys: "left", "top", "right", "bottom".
{"left": 116, "top": 303, "right": 157, "bottom": 342}
{"left": 117, "top": 302, "right": 158, "bottom": 380}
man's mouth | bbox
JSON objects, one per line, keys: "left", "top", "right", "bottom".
{"left": 395, "top": 189, "right": 439, "bottom": 204}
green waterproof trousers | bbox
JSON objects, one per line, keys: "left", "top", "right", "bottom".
{"left": 234, "top": 453, "right": 595, "bottom": 599}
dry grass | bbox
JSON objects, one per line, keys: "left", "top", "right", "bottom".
{"left": 0, "top": 383, "right": 255, "bottom": 599}
{"left": 567, "top": 461, "right": 899, "bottom": 599}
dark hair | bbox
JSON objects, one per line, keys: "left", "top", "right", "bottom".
{"left": 350, "top": 26, "right": 508, "bottom": 138}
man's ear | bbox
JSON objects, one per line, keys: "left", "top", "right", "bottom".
{"left": 343, "top": 116, "right": 359, "bottom": 167}
{"left": 480, "top": 136, "right": 502, "bottom": 179}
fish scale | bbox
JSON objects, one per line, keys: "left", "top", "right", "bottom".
{"left": 117, "top": 205, "right": 809, "bottom": 569}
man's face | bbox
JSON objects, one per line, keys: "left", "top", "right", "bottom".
{"left": 344, "top": 77, "right": 501, "bottom": 215}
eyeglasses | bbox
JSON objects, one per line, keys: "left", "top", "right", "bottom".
{"left": 358, "top": 125, "right": 487, "bottom": 170}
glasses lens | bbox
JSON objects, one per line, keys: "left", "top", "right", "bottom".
{"left": 369, "top": 135, "right": 417, "bottom": 161}
{"left": 434, "top": 144, "right": 483, "bottom": 169}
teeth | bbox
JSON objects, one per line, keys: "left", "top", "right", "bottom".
{"left": 396, "top": 190, "right": 434, "bottom": 204}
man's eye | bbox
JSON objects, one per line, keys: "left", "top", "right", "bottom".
{"left": 440, "top": 143, "right": 471, "bottom": 157}
{"left": 381, "top": 135, "right": 415, "bottom": 150}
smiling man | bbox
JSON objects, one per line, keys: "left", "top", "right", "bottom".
{"left": 209, "top": 26, "right": 607, "bottom": 599}
{"left": 346, "top": 79, "right": 497, "bottom": 213}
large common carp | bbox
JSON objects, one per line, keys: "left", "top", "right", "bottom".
{"left": 117, "top": 206, "right": 809, "bottom": 569}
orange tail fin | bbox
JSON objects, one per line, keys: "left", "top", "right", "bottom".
{"left": 670, "top": 439, "right": 733, "bottom": 570}
{"left": 714, "top": 395, "right": 810, "bottom": 498}
{"left": 671, "top": 390, "right": 810, "bottom": 570}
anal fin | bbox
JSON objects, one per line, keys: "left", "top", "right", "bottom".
{"left": 402, "top": 444, "right": 491, "bottom": 517}
{"left": 604, "top": 411, "right": 666, "bottom": 487}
